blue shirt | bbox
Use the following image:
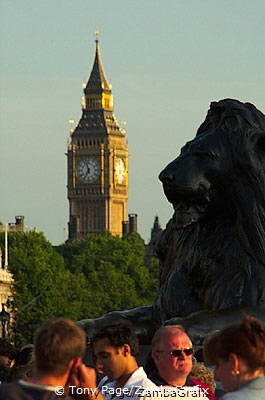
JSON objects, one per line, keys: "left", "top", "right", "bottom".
{"left": 221, "top": 377, "right": 265, "bottom": 400}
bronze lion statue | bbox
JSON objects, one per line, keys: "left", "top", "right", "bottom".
{"left": 156, "top": 98, "right": 265, "bottom": 321}
{"left": 81, "top": 99, "right": 265, "bottom": 342}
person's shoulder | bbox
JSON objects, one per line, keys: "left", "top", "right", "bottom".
{"left": 189, "top": 377, "right": 216, "bottom": 400}
{"left": 0, "top": 381, "right": 20, "bottom": 391}
{"left": 221, "top": 393, "right": 241, "bottom": 400}
{"left": 0, "top": 381, "right": 74, "bottom": 400}
{"left": 221, "top": 381, "right": 265, "bottom": 400}
{"left": 132, "top": 367, "right": 158, "bottom": 389}
{"left": 0, "top": 381, "right": 26, "bottom": 399}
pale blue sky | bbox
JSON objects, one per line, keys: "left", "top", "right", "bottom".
{"left": 1, "top": 0, "right": 264, "bottom": 244}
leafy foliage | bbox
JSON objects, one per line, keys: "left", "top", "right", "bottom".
{"left": 0, "top": 231, "right": 87, "bottom": 345}
{"left": 1, "top": 231, "right": 159, "bottom": 345}
{"left": 57, "top": 232, "right": 159, "bottom": 316}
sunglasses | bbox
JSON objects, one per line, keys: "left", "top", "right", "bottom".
{"left": 169, "top": 348, "right": 193, "bottom": 358}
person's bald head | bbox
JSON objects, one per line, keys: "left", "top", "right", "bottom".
{"left": 152, "top": 325, "right": 191, "bottom": 349}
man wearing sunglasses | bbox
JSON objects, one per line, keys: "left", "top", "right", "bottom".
{"left": 150, "top": 325, "right": 215, "bottom": 399}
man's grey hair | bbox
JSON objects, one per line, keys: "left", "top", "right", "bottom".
{"left": 151, "top": 325, "right": 188, "bottom": 349}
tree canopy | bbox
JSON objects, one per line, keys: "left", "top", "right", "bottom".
{"left": 1, "top": 231, "right": 159, "bottom": 345}
{"left": 57, "top": 232, "right": 159, "bottom": 316}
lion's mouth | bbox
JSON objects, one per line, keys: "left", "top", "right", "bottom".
{"left": 172, "top": 202, "right": 205, "bottom": 229}
{"left": 164, "top": 186, "right": 211, "bottom": 229}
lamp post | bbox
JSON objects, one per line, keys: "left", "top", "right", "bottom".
{"left": 0, "top": 303, "right": 10, "bottom": 338}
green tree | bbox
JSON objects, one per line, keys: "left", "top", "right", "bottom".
{"left": 57, "top": 232, "right": 159, "bottom": 317}
{"left": 0, "top": 230, "right": 159, "bottom": 345}
{"left": 0, "top": 231, "right": 88, "bottom": 345}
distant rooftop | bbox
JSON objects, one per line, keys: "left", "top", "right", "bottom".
{"left": 0, "top": 216, "right": 25, "bottom": 232}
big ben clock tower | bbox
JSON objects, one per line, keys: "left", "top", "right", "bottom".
{"left": 67, "top": 36, "right": 128, "bottom": 240}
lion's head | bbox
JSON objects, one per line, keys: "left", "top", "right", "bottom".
{"left": 156, "top": 99, "right": 265, "bottom": 320}
{"left": 159, "top": 99, "right": 265, "bottom": 230}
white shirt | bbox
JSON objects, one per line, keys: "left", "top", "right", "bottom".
{"left": 99, "top": 368, "right": 210, "bottom": 400}
{"left": 99, "top": 366, "right": 158, "bottom": 400}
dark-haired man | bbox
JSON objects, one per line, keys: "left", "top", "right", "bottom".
{"left": 150, "top": 325, "right": 215, "bottom": 399}
{"left": 92, "top": 324, "right": 157, "bottom": 400}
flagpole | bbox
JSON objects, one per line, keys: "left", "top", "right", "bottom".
{"left": 4, "top": 224, "right": 8, "bottom": 268}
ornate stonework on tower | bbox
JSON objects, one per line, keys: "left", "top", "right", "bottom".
{"left": 0, "top": 224, "right": 14, "bottom": 311}
{"left": 67, "top": 38, "right": 128, "bottom": 240}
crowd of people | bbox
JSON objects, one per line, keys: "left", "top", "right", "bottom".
{"left": 0, "top": 314, "right": 264, "bottom": 400}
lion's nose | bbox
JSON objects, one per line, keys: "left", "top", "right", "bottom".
{"left": 159, "top": 169, "right": 174, "bottom": 183}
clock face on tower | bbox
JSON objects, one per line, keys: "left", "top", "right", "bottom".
{"left": 77, "top": 157, "right": 100, "bottom": 183}
{"left": 115, "top": 158, "right": 126, "bottom": 184}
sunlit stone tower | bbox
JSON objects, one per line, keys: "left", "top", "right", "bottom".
{"left": 67, "top": 37, "right": 128, "bottom": 240}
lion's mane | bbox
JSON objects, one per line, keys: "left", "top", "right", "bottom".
{"left": 156, "top": 99, "right": 265, "bottom": 322}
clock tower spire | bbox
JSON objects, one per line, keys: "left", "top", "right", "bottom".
{"left": 67, "top": 37, "right": 128, "bottom": 240}
{"left": 83, "top": 33, "right": 113, "bottom": 111}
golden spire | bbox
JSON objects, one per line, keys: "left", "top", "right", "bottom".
{"left": 85, "top": 28, "right": 111, "bottom": 92}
